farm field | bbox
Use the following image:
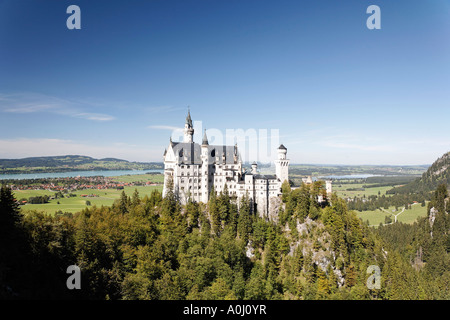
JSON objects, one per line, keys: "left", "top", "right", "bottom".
{"left": 356, "top": 203, "right": 428, "bottom": 227}
{"left": 109, "top": 173, "right": 164, "bottom": 183}
{"left": 14, "top": 174, "right": 164, "bottom": 215}
{"left": 332, "top": 182, "right": 394, "bottom": 198}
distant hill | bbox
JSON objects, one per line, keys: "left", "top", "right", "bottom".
{"left": 0, "top": 155, "right": 163, "bottom": 174}
{"left": 388, "top": 151, "right": 450, "bottom": 195}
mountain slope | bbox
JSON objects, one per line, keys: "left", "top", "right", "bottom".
{"left": 0, "top": 155, "right": 163, "bottom": 174}
{"left": 388, "top": 151, "right": 450, "bottom": 194}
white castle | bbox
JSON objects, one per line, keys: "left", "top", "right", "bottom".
{"left": 162, "top": 111, "right": 289, "bottom": 218}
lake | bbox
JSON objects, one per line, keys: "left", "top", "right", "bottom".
{"left": 0, "top": 169, "right": 163, "bottom": 180}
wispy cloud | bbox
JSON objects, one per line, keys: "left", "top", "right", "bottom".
{"left": 3, "top": 104, "right": 58, "bottom": 113}
{"left": 0, "top": 92, "right": 115, "bottom": 121}
{"left": 148, "top": 125, "right": 183, "bottom": 131}
{"left": 74, "top": 113, "right": 115, "bottom": 121}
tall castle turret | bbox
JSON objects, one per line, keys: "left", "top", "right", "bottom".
{"left": 274, "top": 144, "right": 289, "bottom": 184}
{"left": 184, "top": 108, "right": 194, "bottom": 143}
{"left": 201, "top": 129, "right": 210, "bottom": 203}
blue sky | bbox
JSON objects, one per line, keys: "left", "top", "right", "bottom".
{"left": 0, "top": 0, "right": 449, "bottom": 164}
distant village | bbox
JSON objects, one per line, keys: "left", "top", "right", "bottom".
{"left": 6, "top": 175, "right": 162, "bottom": 193}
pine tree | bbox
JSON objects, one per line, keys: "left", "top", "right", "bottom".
{"left": 0, "top": 185, "right": 21, "bottom": 228}
{"left": 281, "top": 180, "right": 291, "bottom": 203}
{"left": 185, "top": 198, "right": 199, "bottom": 229}
{"left": 218, "top": 185, "right": 230, "bottom": 223}
{"left": 209, "top": 186, "right": 221, "bottom": 235}
{"left": 237, "top": 193, "right": 252, "bottom": 243}
{"left": 131, "top": 188, "right": 140, "bottom": 208}
{"left": 162, "top": 176, "right": 177, "bottom": 214}
{"left": 119, "top": 190, "right": 130, "bottom": 215}
{"left": 0, "top": 185, "right": 29, "bottom": 298}
{"left": 317, "top": 269, "right": 331, "bottom": 296}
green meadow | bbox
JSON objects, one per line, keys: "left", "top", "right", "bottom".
{"left": 15, "top": 174, "right": 164, "bottom": 215}
{"left": 109, "top": 173, "right": 164, "bottom": 183}
{"left": 356, "top": 203, "right": 428, "bottom": 227}
{"left": 332, "top": 182, "right": 394, "bottom": 198}
{"left": 17, "top": 186, "right": 163, "bottom": 215}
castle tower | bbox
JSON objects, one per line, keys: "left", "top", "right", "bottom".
{"left": 201, "top": 129, "right": 210, "bottom": 203}
{"left": 184, "top": 108, "right": 194, "bottom": 143}
{"left": 251, "top": 161, "right": 258, "bottom": 174}
{"left": 326, "top": 179, "right": 332, "bottom": 195}
{"left": 275, "top": 144, "right": 289, "bottom": 184}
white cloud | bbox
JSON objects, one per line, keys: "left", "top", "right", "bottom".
{"left": 3, "top": 104, "right": 58, "bottom": 113}
{"left": 74, "top": 113, "right": 115, "bottom": 121}
{"left": 148, "top": 125, "right": 183, "bottom": 131}
{"left": 0, "top": 92, "right": 115, "bottom": 121}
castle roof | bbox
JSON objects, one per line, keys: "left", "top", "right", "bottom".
{"left": 278, "top": 144, "right": 287, "bottom": 150}
{"left": 186, "top": 109, "right": 193, "bottom": 127}
{"left": 169, "top": 142, "right": 238, "bottom": 165}
{"left": 253, "top": 174, "right": 277, "bottom": 180}
{"left": 202, "top": 129, "right": 209, "bottom": 145}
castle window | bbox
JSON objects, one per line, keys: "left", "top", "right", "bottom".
{"left": 211, "top": 149, "right": 216, "bottom": 157}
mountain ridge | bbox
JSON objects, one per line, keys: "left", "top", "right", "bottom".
{"left": 0, "top": 155, "right": 163, "bottom": 174}
{"left": 388, "top": 151, "right": 450, "bottom": 195}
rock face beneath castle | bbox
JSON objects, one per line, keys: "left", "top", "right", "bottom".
{"left": 429, "top": 206, "right": 437, "bottom": 228}
{"left": 268, "top": 196, "right": 282, "bottom": 223}
{"left": 287, "top": 217, "right": 346, "bottom": 287}
{"left": 162, "top": 111, "right": 289, "bottom": 219}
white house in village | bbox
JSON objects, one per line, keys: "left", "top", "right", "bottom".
{"left": 162, "top": 111, "right": 290, "bottom": 218}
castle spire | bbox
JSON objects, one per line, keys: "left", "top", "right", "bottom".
{"left": 183, "top": 107, "right": 194, "bottom": 143}
{"left": 186, "top": 106, "right": 193, "bottom": 128}
{"left": 202, "top": 129, "right": 209, "bottom": 145}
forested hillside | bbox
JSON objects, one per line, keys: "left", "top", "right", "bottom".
{"left": 1, "top": 179, "right": 449, "bottom": 300}
{"left": 389, "top": 151, "right": 450, "bottom": 195}
{"left": 0, "top": 155, "right": 163, "bottom": 174}
{"left": 375, "top": 184, "right": 450, "bottom": 298}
